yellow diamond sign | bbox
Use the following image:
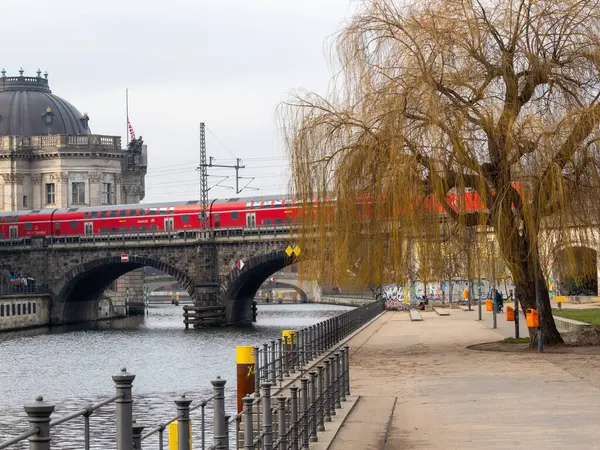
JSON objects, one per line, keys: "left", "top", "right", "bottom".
{"left": 285, "top": 246, "right": 294, "bottom": 257}
{"left": 293, "top": 246, "right": 301, "bottom": 256}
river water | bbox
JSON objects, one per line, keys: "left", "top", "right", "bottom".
{"left": 0, "top": 302, "right": 352, "bottom": 449}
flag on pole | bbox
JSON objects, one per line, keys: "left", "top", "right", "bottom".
{"left": 128, "top": 119, "right": 136, "bottom": 141}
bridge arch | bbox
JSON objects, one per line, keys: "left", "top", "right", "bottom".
{"left": 220, "top": 250, "right": 299, "bottom": 325}
{"left": 52, "top": 255, "right": 196, "bottom": 324}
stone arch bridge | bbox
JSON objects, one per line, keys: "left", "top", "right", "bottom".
{"left": 0, "top": 233, "right": 304, "bottom": 327}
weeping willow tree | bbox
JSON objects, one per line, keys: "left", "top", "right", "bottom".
{"left": 282, "top": 0, "right": 600, "bottom": 345}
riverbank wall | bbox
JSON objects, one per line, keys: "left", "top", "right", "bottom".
{"left": 0, "top": 295, "right": 50, "bottom": 331}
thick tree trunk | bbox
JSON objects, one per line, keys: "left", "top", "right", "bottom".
{"left": 512, "top": 251, "right": 564, "bottom": 347}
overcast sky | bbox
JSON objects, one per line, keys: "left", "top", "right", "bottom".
{"left": 3, "top": 0, "right": 356, "bottom": 203}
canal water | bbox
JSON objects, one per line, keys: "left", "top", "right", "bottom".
{"left": 0, "top": 302, "right": 352, "bottom": 449}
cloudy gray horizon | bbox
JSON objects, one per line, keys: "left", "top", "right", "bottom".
{"left": 3, "top": 0, "right": 356, "bottom": 203}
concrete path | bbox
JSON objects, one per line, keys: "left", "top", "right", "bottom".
{"left": 330, "top": 310, "right": 600, "bottom": 449}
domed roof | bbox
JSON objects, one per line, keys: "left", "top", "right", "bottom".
{"left": 0, "top": 70, "right": 91, "bottom": 137}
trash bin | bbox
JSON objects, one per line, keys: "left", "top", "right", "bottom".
{"left": 506, "top": 305, "right": 514, "bottom": 321}
{"left": 526, "top": 308, "right": 539, "bottom": 328}
{"left": 485, "top": 299, "right": 493, "bottom": 311}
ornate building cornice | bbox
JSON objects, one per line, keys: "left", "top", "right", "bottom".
{"left": 51, "top": 172, "right": 69, "bottom": 182}
{"left": 30, "top": 174, "right": 42, "bottom": 185}
{"left": 1, "top": 173, "right": 24, "bottom": 185}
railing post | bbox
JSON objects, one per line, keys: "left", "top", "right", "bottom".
{"left": 113, "top": 367, "right": 135, "bottom": 450}
{"left": 333, "top": 353, "right": 342, "bottom": 409}
{"left": 263, "top": 343, "right": 269, "bottom": 381}
{"left": 277, "top": 396, "right": 288, "bottom": 450}
{"left": 308, "top": 371, "right": 318, "bottom": 442}
{"left": 299, "top": 329, "right": 305, "bottom": 368}
{"left": 339, "top": 349, "right": 347, "bottom": 402}
{"left": 300, "top": 378, "right": 310, "bottom": 449}
{"left": 24, "top": 396, "right": 55, "bottom": 450}
{"left": 243, "top": 396, "right": 254, "bottom": 450}
{"left": 283, "top": 335, "right": 290, "bottom": 377}
{"left": 254, "top": 346, "right": 261, "bottom": 397}
{"left": 344, "top": 345, "right": 351, "bottom": 395}
{"left": 290, "top": 386, "right": 300, "bottom": 450}
{"left": 132, "top": 419, "right": 145, "bottom": 450}
{"left": 270, "top": 340, "right": 277, "bottom": 383}
{"left": 175, "top": 395, "right": 192, "bottom": 450}
{"left": 278, "top": 338, "right": 284, "bottom": 382}
{"left": 212, "top": 376, "right": 228, "bottom": 450}
{"left": 316, "top": 365, "right": 325, "bottom": 432}
{"left": 262, "top": 382, "right": 274, "bottom": 450}
{"left": 323, "top": 360, "right": 332, "bottom": 422}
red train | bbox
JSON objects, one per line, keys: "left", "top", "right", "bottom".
{"left": 0, "top": 191, "right": 489, "bottom": 243}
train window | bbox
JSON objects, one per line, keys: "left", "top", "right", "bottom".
{"left": 253, "top": 202, "right": 261, "bottom": 209}
{"left": 264, "top": 219, "right": 272, "bottom": 226}
{"left": 214, "top": 213, "right": 220, "bottom": 222}
{"left": 100, "top": 211, "right": 107, "bottom": 218}
{"left": 231, "top": 211, "right": 239, "bottom": 220}
{"left": 149, "top": 209, "right": 157, "bottom": 216}
{"left": 245, "top": 202, "right": 252, "bottom": 209}
{"left": 264, "top": 200, "right": 273, "bottom": 208}
{"left": 129, "top": 209, "right": 137, "bottom": 216}
{"left": 110, "top": 211, "right": 117, "bottom": 218}
{"left": 182, "top": 215, "right": 190, "bottom": 223}
{"left": 110, "top": 227, "right": 117, "bottom": 233}
{"left": 55, "top": 222, "right": 60, "bottom": 230}
{"left": 91, "top": 212, "right": 98, "bottom": 218}
{"left": 120, "top": 210, "right": 126, "bottom": 216}
{"left": 130, "top": 227, "right": 137, "bottom": 233}
{"left": 285, "top": 218, "right": 292, "bottom": 225}
{"left": 139, "top": 209, "right": 146, "bottom": 216}
{"left": 100, "top": 228, "right": 108, "bottom": 234}
{"left": 150, "top": 225, "right": 158, "bottom": 232}
{"left": 84, "top": 212, "right": 89, "bottom": 219}
{"left": 275, "top": 218, "right": 282, "bottom": 225}
{"left": 120, "top": 227, "right": 127, "bottom": 234}
{"left": 70, "top": 221, "right": 77, "bottom": 229}
{"left": 33, "top": 303, "right": 36, "bottom": 314}
{"left": 159, "top": 209, "right": 167, "bottom": 215}
{"left": 273, "top": 200, "right": 283, "bottom": 208}
{"left": 24, "top": 223, "right": 32, "bottom": 230}
{"left": 140, "top": 226, "right": 147, "bottom": 232}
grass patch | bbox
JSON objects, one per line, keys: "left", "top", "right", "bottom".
{"left": 503, "top": 337, "right": 530, "bottom": 344}
{"left": 553, "top": 308, "right": 600, "bottom": 326}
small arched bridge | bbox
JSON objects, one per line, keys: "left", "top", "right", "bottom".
{"left": 0, "top": 231, "right": 304, "bottom": 327}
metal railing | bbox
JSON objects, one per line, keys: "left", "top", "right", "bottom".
{"left": 0, "top": 300, "right": 384, "bottom": 449}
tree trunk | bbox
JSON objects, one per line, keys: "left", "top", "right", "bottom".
{"left": 512, "top": 249, "right": 564, "bottom": 347}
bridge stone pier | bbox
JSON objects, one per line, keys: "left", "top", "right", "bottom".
{"left": 0, "top": 233, "right": 300, "bottom": 327}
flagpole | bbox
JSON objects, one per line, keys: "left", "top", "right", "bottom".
{"left": 126, "top": 88, "right": 130, "bottom": 146}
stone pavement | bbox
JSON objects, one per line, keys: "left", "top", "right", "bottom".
{"left": 327, "top": 309, "right": 600, "bottom": 449}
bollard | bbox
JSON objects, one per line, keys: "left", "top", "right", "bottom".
{"left": 300, "top": 378, "right": 310, "bottom": 449}
{"left": 174, "top": 395, "right": 192, "bottom": 450}
{"left": 243, "top": 396, "right": 254, "bottom": 450}
{"left": 323, "top": 360, "right": 332, "bottom": 422}
{"left": 327, "top": 357, "right": 337, "bottom": 417}
{"left": 237, "top": 346, "right": 256, "bottom": 413}
{"left": 132, "top": 419, "right": 145, "bottom": 450}
{"left": 344, "top": 345, "right": 351, "bottom": 396}
{"left": 24, "top": 396, "right": 55, "bottom": 450}
{"left": 309, "top": 371, "right": 318, "bottom": 442}
{"left": 290, "top": 386, "right": 300, "bottom": 450}
{"left": 262, "top": 382, "right": 274, "bottom": 450}
{"left": 211, "top": 377, "right": 228, "bottom": 450}
{"left": 316, "top": 365, "right": 325, "bottom": 432}
{"left": 339, "top": 349, "right": 347, "bottom": 402}
{"left": 253, "top": 346, "right": 261, "bottom": 398}
{"left": 277, "top": 396, "right": 288, "bottom": 449}
{"left": 113, "top": 367, "right": 135, "bottom": 450}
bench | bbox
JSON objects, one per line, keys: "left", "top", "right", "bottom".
{"left": 433, "top": 307, "right": 450, "bottom": 316}
{"left": 409, "top": 310, "right": 423, "bottom": 321}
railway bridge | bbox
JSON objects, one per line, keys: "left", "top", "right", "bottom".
{"left": 0, "top": 230, "right": 302, "bottom": 327}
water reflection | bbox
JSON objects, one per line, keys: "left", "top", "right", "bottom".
{"left": 0, "top": 302, "right": 352, "bottom": 448}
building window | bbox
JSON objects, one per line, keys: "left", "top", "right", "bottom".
{"left": 11, "top": 304, "right": 15, "bottom": 315}
{"left": 28, "top": 303, "right": 31, "bottom": 314}
{"left": 72, "top": 182, "right": 85, "bottom": 204}
{"left": 33, "top": 303, "right": 36, "bottom": 314}
{"left": 46, "top": 183, "right": 55, "bottom": 205}
{"left": 102, "top": 183, "right": 112, "bottom": 205}
{"left": 1, "top": 304, "right": 4, "bottom": 316}
{"left": 23, "top": 195, "right": 27, "bottom": 208}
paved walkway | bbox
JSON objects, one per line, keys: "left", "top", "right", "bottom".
{"left": 329, "top": 309, "right": 600, "bottom": 449}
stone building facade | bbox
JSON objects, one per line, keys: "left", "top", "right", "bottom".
{"left": 0, "top": 70, "right": 147, "bottom": 313}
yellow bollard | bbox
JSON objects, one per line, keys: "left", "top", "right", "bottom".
{"left": 168, "top": 420, "right": 192, "bottom": 450}
{"left": 236, "top": 346, "right": 256, "bottom": 413}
